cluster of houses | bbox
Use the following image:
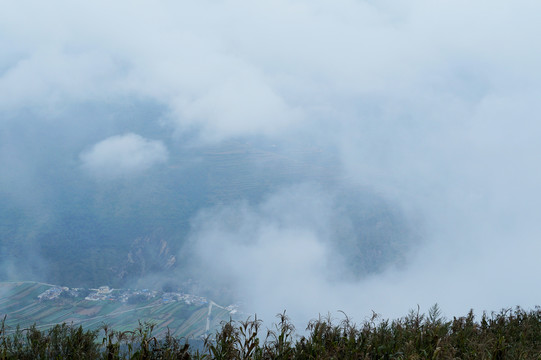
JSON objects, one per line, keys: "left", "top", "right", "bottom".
{"left": 37, "top": 286, "right": 68, "bottom": 301}
{"left": 83, "top": 286, "right": 119, "bottom": 301}
{"left": 37, "top": 286, "right": 84, "bottom": 301}
{"left": 36, "top": 285, "right": 212, "bottom": 307}
{"left": 160, "top": 292, "right": 208, "bottom": 306}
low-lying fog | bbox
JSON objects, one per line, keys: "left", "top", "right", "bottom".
{"left": 2, "top": 0, "right": 541, "bottom": 326}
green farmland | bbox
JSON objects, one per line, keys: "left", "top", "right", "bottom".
{"left": 0, "top": 282, "right": 235, "bottom": 338}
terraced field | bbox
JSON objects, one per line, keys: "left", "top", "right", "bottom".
{"left": 0, "top": 282, "right": 235, "bottom": 338}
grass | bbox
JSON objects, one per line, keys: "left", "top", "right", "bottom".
{"left": 3, "top": 305, "right": 541, "bottom": 359}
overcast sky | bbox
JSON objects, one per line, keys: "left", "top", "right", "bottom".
{"left": 2, "top": 0, "right": 541, "bottom": 324}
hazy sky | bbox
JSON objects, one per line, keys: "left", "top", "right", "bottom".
{"left": 2, "top": 0, "right": 541, "bottom": 324}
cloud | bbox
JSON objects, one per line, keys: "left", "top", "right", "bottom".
{"left": 2, "top": 0, "right": 541, "bottom": 324}
{"left": 0, "top": 1, "right": 307, "bottom": 140}
{"left": 187, "top": 181, "right": 541, "bottom": 325}
{"left": 185, "top": 184, "right": 419, "bottom": 322}
{"left": 187, "top": 189, "right": 339, "bottom": 322}
{"left": 2, "top": 1, "right": 541, "bottom": 143}
{"left": 80, "top": 133, "right": 168, "bottom": 179}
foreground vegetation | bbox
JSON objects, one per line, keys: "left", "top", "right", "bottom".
{"left": 3, "top": 305, "right": 541, "bottom": 359}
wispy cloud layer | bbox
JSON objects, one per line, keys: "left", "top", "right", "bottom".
{"left": 2, "top": 0, "right": 541, "bottom": 322}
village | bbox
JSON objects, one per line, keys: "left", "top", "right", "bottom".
{"left": 37, "top": 285, "right": 212, "bottom": 307}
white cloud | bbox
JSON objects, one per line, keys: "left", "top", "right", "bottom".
{"left": 3, "top": 0, "right": 541, "bottom": 322}
{"left": 188, "top": 187, "right": 338, "bottom": 322}
{"left": 2, "top": 0, "right": 538, "bottom": 142}
{"left": 186, "top": 184, "right": 418, "bottom": 322}
{"left": 188, "top": 182, "right": 541, "bottom": 325}
{"left": 80, "top": 133, "right": 168, "bottom": 179}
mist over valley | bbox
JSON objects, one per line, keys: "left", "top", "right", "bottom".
{"left": 2, "top": 0, "right": 541, "bottom": 337}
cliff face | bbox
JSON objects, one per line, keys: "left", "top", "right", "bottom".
{"left": 118, "top": 235, "right": 177, "bottom": 282}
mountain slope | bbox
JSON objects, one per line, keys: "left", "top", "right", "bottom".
{"left": 0, "top": 281, "right": 237, "bottom": 338}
